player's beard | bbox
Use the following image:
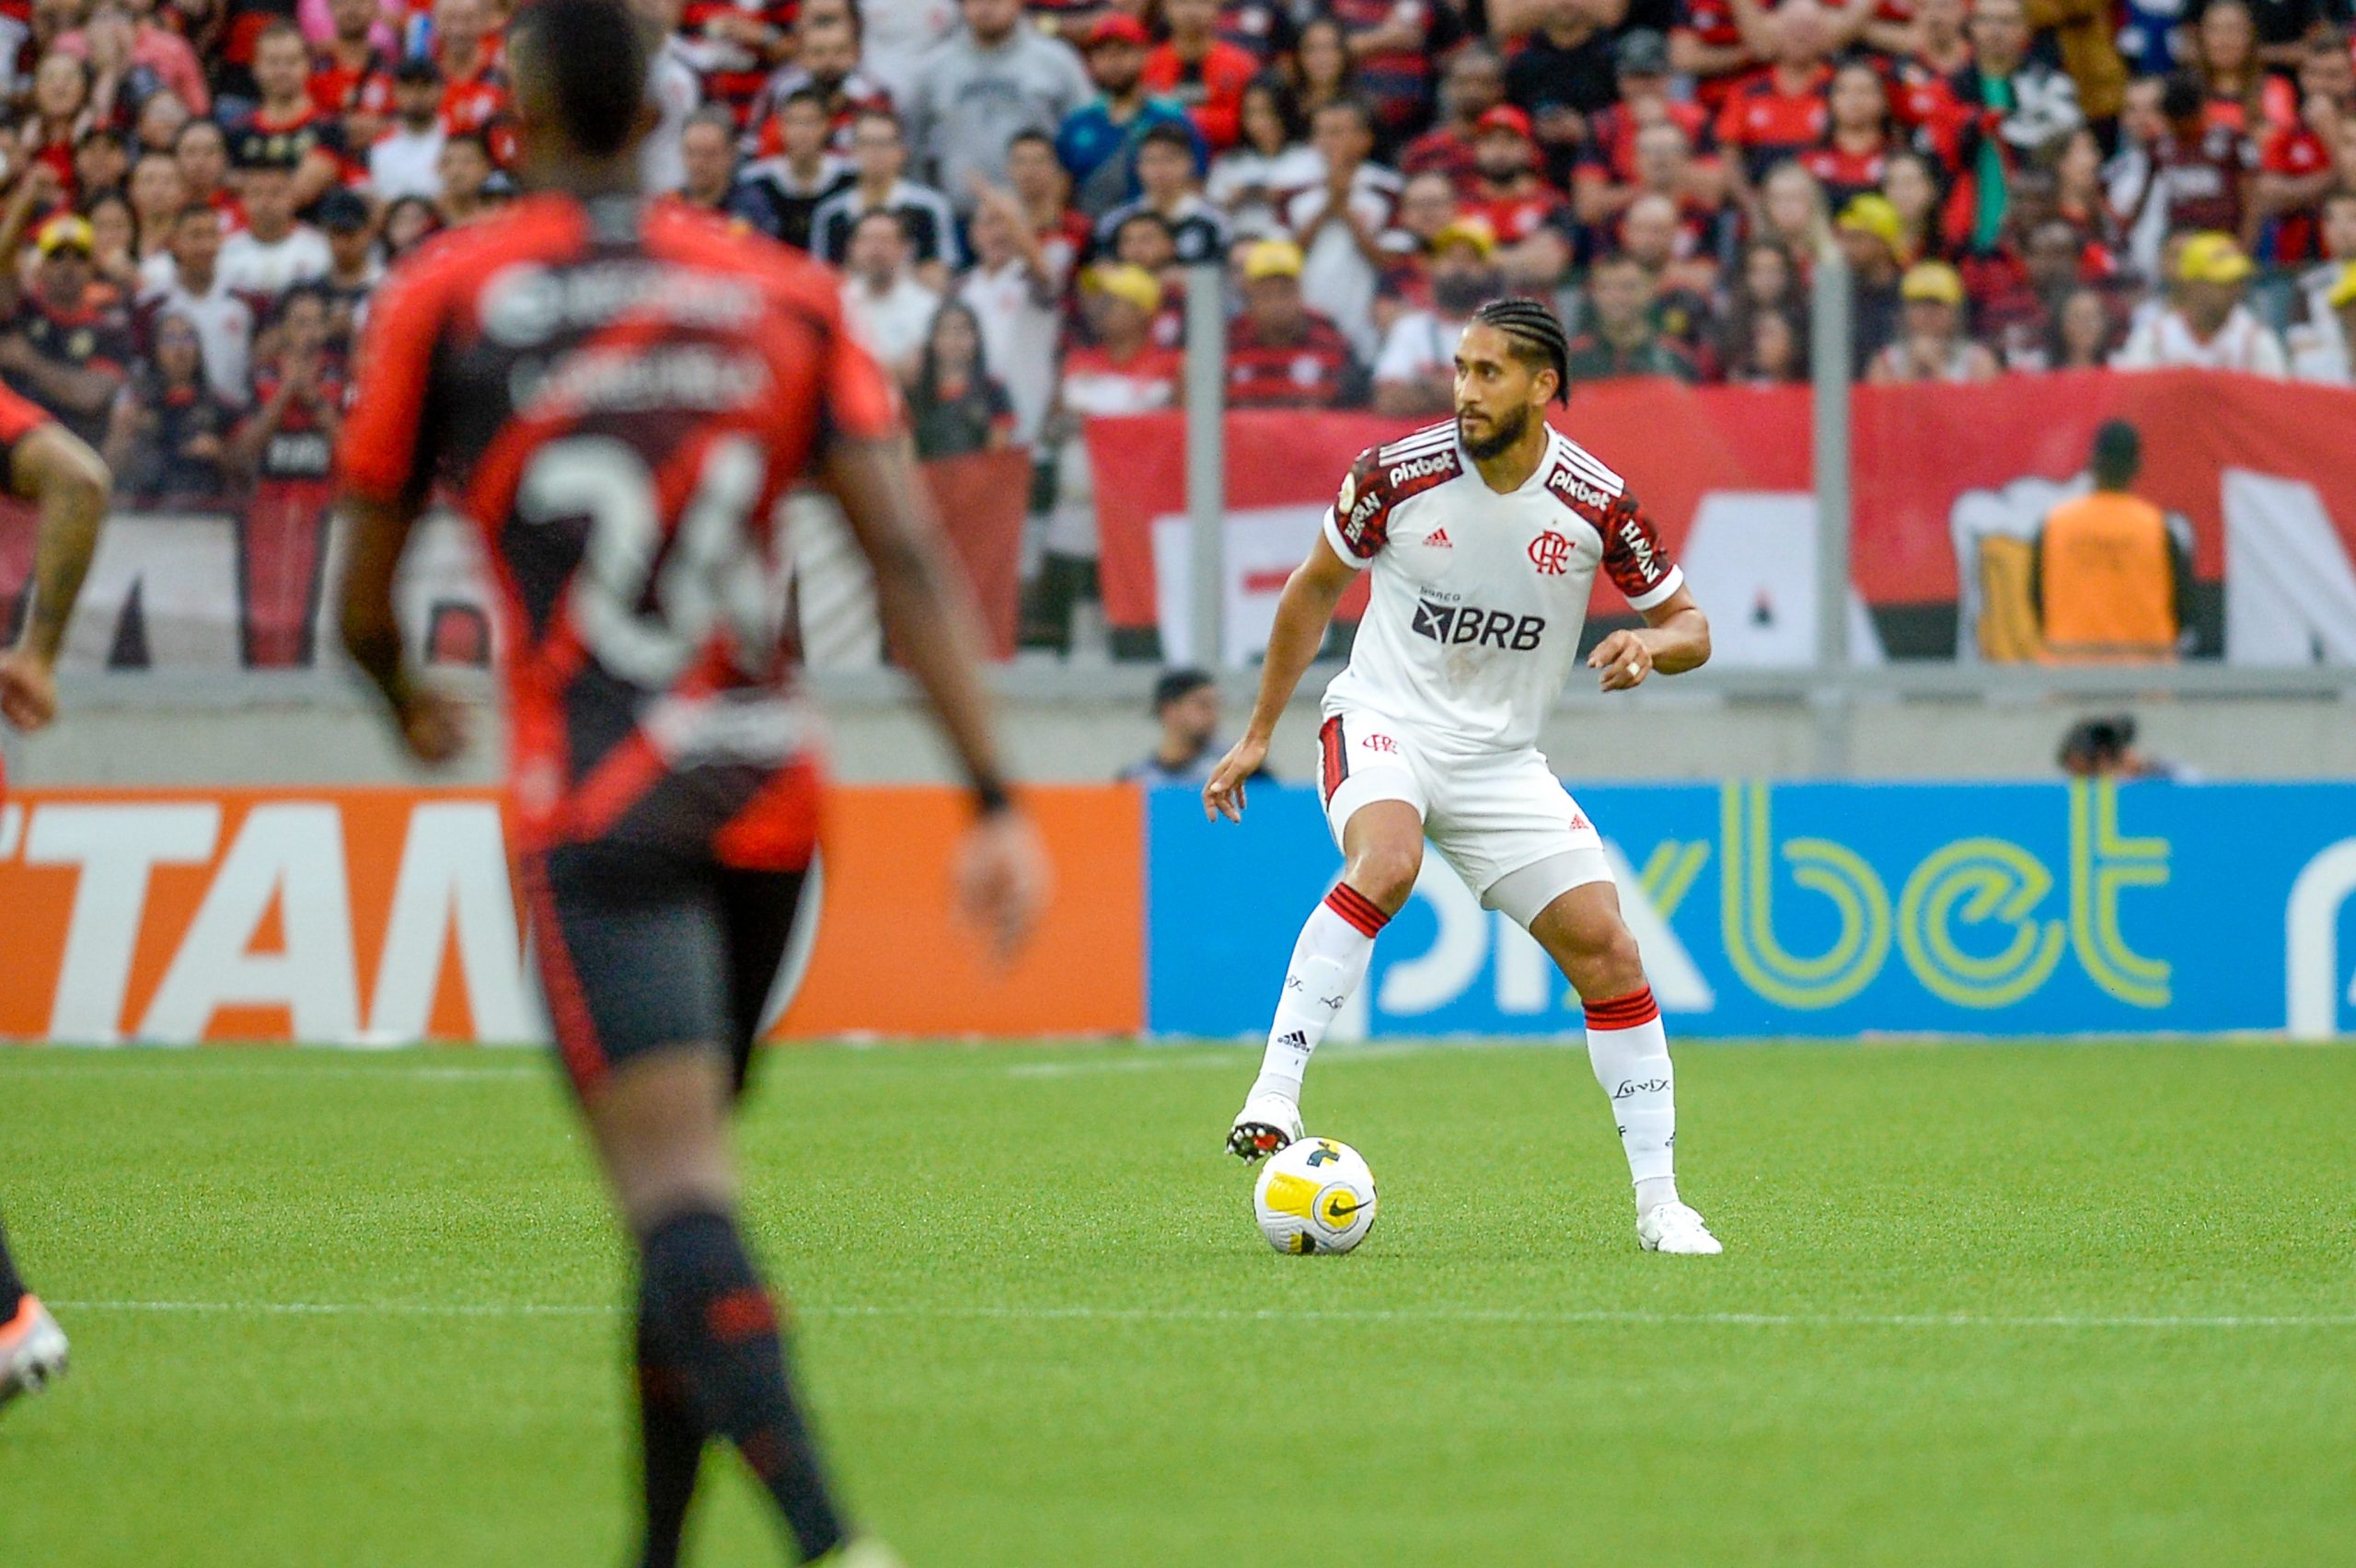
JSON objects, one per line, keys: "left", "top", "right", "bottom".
{"left": 1458, "top": 403, "right": 1530, "bottom": 462}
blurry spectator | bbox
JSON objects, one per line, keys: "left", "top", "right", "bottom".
{"left": 1758, "top": 159, "right": 1831, "bottom": 256}
{"left": 55, "top": 0, "right": 210, "bottom": 119}
{"left": 1715, "top": 0, "right": 1834, "bottom": 188}
{"left": 749, "top": 5, "right": 894, "bottom": 156}
{"left": 431, "top": 0, "right": 511, "bottom": 141}
{"left": 1990, "top": 217, "right": 2099, "bottom": 367}
{"left": 636, "top": 0, "right": 705, "bottom": 197}
{"left": 1097, "top": 121, "right": 1230, "bottom": 265}
{"left": 1728, "top": 303, "right": 1806, "bottom": 383}
{"left": 1216, "top": 0, "right": 1299, "bottom": 65}
{"left": 811, "top": 110, "right": 960, "bottom": 277}
{"left": 125, "top": 150, "right": 186, "bottom": 271}
{"left": 1323, "top": 0, "right": 1457, "bottom": 153}
{"left": 2188, "top": 0, "right": 2283, "bottom": 133}
{"left": 1400, "top": 42, "right": 1505, "bottom": 190}
{"left": 1672, "top": 0, "right": 1762, "bottom": 119}
{"left": 1285, "top": 98, "right": 1398, "bottom": 359}
{"left": 134, "top": 90, "right": 193, "bottom": 158}
{"left": 2052, "top": 128, "right": 2120, "bottom": 253}
{"left": 86, "top": 189, "right": 142, "bottom": 299}
{"left": 1291, "top": 17, "right": 1356, "bottom": 123}
{"left": 1459, "top": 105, "right": 1571, "bottom": 300}
{"left": 101, "top": 309, "right": 239, "bottom": 510}
{"left": 1226, "top": 237, "right": 1366, "bottom": 407}
{"left": 1058, "top": 13, "right": 1196, "bottom": 218}
{"left": 958, "top": 180, "right": 1065, "bottom": 444}
{"left": 1372, "top": 217, "right": 1497, "bottom": 415}
{"left": 860, "top": 0, "right": 959, "bottom": 105}
{"left": 2049, "top": 284, "right": 2122, "bottom": 368}
{"left": 1576, "top": 30, "right": 1721, "bottom": 228}
{"left": 907, "top": 299, "right": 1016, "bottom": 459}
{"left": 2032, "top": 421, "right": 2192, "bottom": 663}
{"left": 433, "top": 132, "right": 499, "bottom": 225}
{"left": 1206, "top": 72, "right": 1320, "bottom": 240}
{"left": 75, "top": 128, "right": 131, "bottom": 207}
{"left": 1867, "top": 260, "right": 2001, "bottom": 381}
{"left": 1835, "top": 195, "right": 1907, "bottom": 368}
{"left": 1802, "top": 60, "right": 1899, "bottom": 212}
{"left": 174, "top": 119, "right": 238, "bottom": 226}
{"left": 1105, "top": 207, "right": 1182, "bottom": 291}
{"left": 841, "top": 210, "right": 941, "bottom": 384}
{"left": 2113, "top": 231, "right": 2286, "bottom": 373}
{"left": 2111, "top": 73, "right": 2254, "bottom": 282}
{"left": 368, "top": 58, "right": 445, "bottom": 202}
{"left": 1880, "top": 150, "right": 1945, "bottom": 263}
{"left": 2289, "top": 261, "right": 2356, "bottom": 381}
{"left": 904, "top": 0, "right": 1091, "bottom": 214}
{"left": 1621, "top": 192, "right": 1717, "bottom": 359}
{"left": 232, "top": 22, "right": 348, "bottom": 209}
{"left": 672, "top": 0, "right": 791, "bottom": 133}
{"left": 2057, "top": 714, "right": 2189, "bottom": 778}
{"left": 1118, "top": 668, "right": 1268, "bottom": 785}
{"left": 1006, "top": 128, "right": 1095, "bottom": 279}
{"left": 2022, "top": 0, "right": 2127, "bottom": 135}
{"left": 233, "top": 283, "right": 342, "bottom": 667}
{"left": 308, "top": 0, "right": 396, "bottom": 150}
{"left": 1143, "top": 0, "right": 1258, "bottom": 152}
{"left": 1719, "top": 236, "right": 1807, "bottom": 370}
{"left": 1952, "top": 0, "right": 2083, "bottom": 252}
{"left": 1032, "top": 263, "right": 1180, "bottom": 653}
{"left": 0, "top": 213, "right": 134, "bottom": 444}
{"left": 143, "top": 202, "right": 254, "bottom": 399}
{"left": 315, "top": 189, "right": 376, "bottom": 348}
{"left": 675, "top": 107, "right": 787, "bottom": 232}
{"left": 1505, "top": 0, "right": 1619, "bottom": 127}
{"left": 738, "top": 88, "right": 852, "bottom": 251}
{"left": 380, "top": 193, "right": 444, "bottom": 261}
{"left": 2253, "top": 32, "right": 2353, "bottom": 266}
{"left": 1566, "top": 251, "right": 1700, "bottom": 383}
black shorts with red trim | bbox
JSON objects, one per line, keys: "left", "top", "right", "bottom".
{"left": 523, "top": 838, "right": 810, "bottom": 1101}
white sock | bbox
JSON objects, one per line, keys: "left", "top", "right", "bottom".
{"left": 1250, "top": 883, "right": 1389, "bottom": 1105}
{"left": 1585, "top": 986, "right": 1679, "bottom": 1215}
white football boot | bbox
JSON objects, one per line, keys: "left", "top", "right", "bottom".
{"left": 1637, "top": 1202, "right": 1723, "bottom": 1255}
{"left": 0, "top": 1296, "right": 69, "bottom": 1408}
{"left": 1226, "top": 1092, "right": 1303, "bottom": 1162}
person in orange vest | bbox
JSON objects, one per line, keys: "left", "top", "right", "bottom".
{"left": 2030, "top": 420, "right": 2194, "bottom": 663}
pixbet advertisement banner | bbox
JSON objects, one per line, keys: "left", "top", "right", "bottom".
{"left": 1086, "top": 370, "right": 2356, "bottom": 663}
{"left": 1145, "top": 781, "right": 2356, "bottom": 1041}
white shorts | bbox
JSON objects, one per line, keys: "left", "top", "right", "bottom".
{"left": 1314, "top": 706, "right": 1613, "bottom": 929}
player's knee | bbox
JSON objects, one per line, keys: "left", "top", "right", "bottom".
{"left": 1577, "top": 919, "right": 1647, "bottom": 997}
{"left": 1345, "top": 843, "right": 1422, "bottom": 913}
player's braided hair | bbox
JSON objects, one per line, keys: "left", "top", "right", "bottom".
{"left": 1471, "top": 298, "right": 1571, "bottom": 405}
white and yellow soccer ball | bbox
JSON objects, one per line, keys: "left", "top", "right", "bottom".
{"left": 1253, "top": 1136, "right": 1378, "bottom": 1255}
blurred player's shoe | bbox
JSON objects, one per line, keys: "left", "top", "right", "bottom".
{"left": 1637, "top": 1202, "right": 1722, "bottom": 1256}
{"left": 0, "top": 1296, "right": 68, "bottom": 1406}
{"left": 815, "top": 1539, "right": 906, "bottom": 1568}
{"left": 1227, "top": 1092, "right": 1303, "bottom": 1162}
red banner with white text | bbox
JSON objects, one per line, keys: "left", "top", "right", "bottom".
{"left": 1087, "top": 371, "right": 2356, "bottom": 664}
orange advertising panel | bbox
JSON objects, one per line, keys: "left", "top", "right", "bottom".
{"left": 0, "top": 785, "right": 1142, "bottom": 1044}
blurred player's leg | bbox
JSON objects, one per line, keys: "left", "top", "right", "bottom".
{"left": 1528, "top": 881, "right": 1721, "bottom": 1255}
{"left": 0, "top": 1207, "right": 69, "bottom": 1406}
{"left": 1232, "top": 797, "right": 1423, "bottom": 1160}
{"left": 631, "top": 1274, "right": 704, "bottom": 1568}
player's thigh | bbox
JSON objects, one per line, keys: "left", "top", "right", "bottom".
{"left": 715, "top": 867, "right": 814, "bottom": 1098}
{"left": 1424, "top": 752, "right": 1614, "bottom": 928}
{"left": 1316, "top": 710, "right": 1431, "bottom": 903}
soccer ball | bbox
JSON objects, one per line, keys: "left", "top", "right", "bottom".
{"left": 1253, "top": 1136, "right": 1379, "bottom": 1255}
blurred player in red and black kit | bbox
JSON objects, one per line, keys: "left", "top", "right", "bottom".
{"left": 0, "top": 382, "right": 113, "bottom": 1410}
{"left": 334, "top": 3, "right": 1045, "bottom": 1563}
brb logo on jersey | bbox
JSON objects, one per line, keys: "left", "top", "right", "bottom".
{"left": 1412, "top": 597, "right": 1546, "bottom": 651}
{"left": 1528, "top": 531, "right": 1573, "bottom": 576}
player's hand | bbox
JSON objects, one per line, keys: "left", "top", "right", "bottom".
{"left": 1201, "top": 734, "right": 1267, "bottom": 823}
{"left": 394, "top": 686, "right": 470, "bottom": 766}
{"left": 1588, "top": 629, "right": 1655, "bottom": 692}
{"left": 957, "top": 809, "right": 1049, "bottom": 963}
{"left": 0, "top": 649, "right": 58, "bottom": 732}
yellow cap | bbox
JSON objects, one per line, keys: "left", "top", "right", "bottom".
{"left": 1083, "top": 262, "right": 1162, "bottom": 317}
{"left": 1430, "top": 215, "right": 1496, "bottom": 259}
{"left": 1835, "top": 193, "right": 1902, "bottom": 251}
{"left": 1242, "top": 238, "right": 1305, "bottom": 281}
{"left": 1900, "top": 259, "right": 1965, "bottom": 306}
{"left": 2329, "top": 261, "right": 2356, "bottom": 310}
{"left": 33, "top": 213, "right": 94, "bottom": 258}
{"left": 2177, "top": 231, "right": 2252, "bottom": 284}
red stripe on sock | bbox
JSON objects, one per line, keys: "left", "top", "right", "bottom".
{"left": 1584, "top": 986, "right": 1660, "bottom": 1030}
{"left": 708, "top": 1287, "right": 779, "bottom": 1342}
{"left": 1322, "top": 884, "right": 1390, "bottom": 937}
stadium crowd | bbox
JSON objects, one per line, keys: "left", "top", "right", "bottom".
{"left": 2, "top": 0, "right": 2353, "bottom": 652}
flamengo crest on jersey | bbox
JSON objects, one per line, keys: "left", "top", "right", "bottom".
{"left": 1320, "top": 419, "right": 1683, "bottom": 755}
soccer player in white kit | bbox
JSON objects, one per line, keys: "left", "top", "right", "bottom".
{"left": 1202, "top": 298, "right": 1722, "bottom": 1254}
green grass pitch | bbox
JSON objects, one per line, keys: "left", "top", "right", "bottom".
{"left": 3, "top": 1038, "right": 2352, "bottom": 1566}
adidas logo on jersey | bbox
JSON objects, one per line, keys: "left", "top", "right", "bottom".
{"left": 1411, "top": 597, "right": 1546, "bottom": 651}
{"left": 1387, "top": 452, "right": 1453, "bottom": 487}
{"left": 1426, "top": 527, "right": 1452, "bottom": 548}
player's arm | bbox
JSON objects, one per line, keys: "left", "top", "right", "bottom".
{"left": 1201, "top": 531, "right": 1357, "bottom": 823}
{"left": 1588, "top": 583, "right": 1710, "bottom": 691}
{"left": 0, "top": 421, "right": 111, "bottom": 731}
{"left": 819, "top": 432, "right": 1047, "bottom": 958}
{"left": 337, "top": 490, "right": 468, "bottom": 764}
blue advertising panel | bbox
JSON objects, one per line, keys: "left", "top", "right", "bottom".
{"left": 1146, "top": 782, "right": 2356, "bottom": 1039}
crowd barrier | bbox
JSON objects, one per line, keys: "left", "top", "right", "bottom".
{"left": 1088, "top": 369, "right": 2356, "bottom": 665}
{"left": 2, "top": 779, "right": 2350, "bottom": 1044}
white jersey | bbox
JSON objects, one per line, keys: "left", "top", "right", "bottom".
{"left": 1320, "top": 420, "right": 1683, "bottom": 755}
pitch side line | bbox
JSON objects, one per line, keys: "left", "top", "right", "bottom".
{"left": 53, "top": 1299, "right": 2356, "bottom": 1331}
